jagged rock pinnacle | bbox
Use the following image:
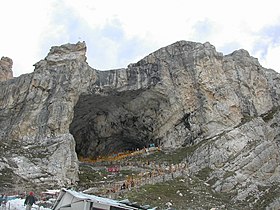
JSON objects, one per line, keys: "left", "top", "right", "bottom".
{"left": 0, "top": 56, "right": 13, "bottom": 81}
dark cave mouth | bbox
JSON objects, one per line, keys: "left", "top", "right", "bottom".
{"left": 69, "top": 90, "right": 162, "bottom": 159}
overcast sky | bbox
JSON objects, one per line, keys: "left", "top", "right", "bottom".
{"left": 1, "top": 0, "right": 280, "bottom": 77}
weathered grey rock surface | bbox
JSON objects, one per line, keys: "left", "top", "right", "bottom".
{"left": 0, "top": 56, "right": 13, "bottom": 82}
{"left": 0, "top": 41, "right": 279, "bottom": 208}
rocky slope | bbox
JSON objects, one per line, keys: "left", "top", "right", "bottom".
{"left": 0, "top": 41, "right": 279, "bottom": 207}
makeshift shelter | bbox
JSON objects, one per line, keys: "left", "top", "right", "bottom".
{"left": 52, "top": 188, "right": 150, "bottom": 210}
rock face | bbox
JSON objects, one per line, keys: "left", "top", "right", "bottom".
{"left": 0, "top": 41, "right": 280, "bottom": 206}
{"left": 0, "top": 57, "right": 13, "bottom": 81}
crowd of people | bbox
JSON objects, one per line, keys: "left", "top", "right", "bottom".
{"left": 99, "top": 160, "right": 189, "bottom": 199}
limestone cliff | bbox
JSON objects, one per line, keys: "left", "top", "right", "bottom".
{"left": 0, "top": 41, "right": 279, "bottom": 206}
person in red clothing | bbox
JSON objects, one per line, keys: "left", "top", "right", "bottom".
{"left": 24, "top": 191, "right": 36, "bottom": 210}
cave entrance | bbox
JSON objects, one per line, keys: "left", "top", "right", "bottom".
{"left": 69, "top": 89, "right": 162, "bottom": 159}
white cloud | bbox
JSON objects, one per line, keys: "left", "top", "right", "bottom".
{"left": 0, "top": 0, "right": 53, "bottom": 76}
{"left": 260, "top": 45, "right": 280, "bottom": 72}
{"left": 0, "top": 0, "right": 280, "bottom": 76}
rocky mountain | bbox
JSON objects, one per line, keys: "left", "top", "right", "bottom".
{"left": 0, "top": 41, "right": 279, "bottom": 207}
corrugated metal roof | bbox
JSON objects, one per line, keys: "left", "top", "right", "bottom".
{"left": 53, "top": 188, "right": 146, "bottom": 210}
